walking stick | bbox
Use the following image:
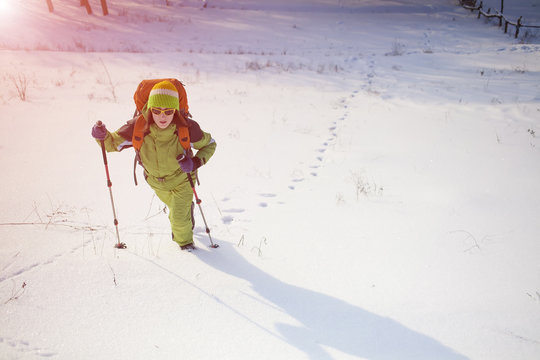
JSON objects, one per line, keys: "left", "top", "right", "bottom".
{"left": 187, "top": 173, "right": 219, "bottom": 248}
{"left": 96, "top": 121, "right": 126, "bottom": 249}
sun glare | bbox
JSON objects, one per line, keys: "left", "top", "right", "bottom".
{"left": 0, "top": 0, "right": 10, "bottom": 13}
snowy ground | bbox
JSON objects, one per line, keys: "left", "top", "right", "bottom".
{"left": 0, "top": 0, "right": 539, "bottom": 359}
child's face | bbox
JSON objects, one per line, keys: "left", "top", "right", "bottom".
{"left": 151, "top": 107, "right": 175, "bottom": 129}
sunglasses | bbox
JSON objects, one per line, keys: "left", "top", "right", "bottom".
{"left": 150, "top": 107, "right": 175, "bottom": 116}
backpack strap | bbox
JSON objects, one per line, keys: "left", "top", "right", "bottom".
{"left": 177, "top": 126, "right": 190, "bottom": 152}
{"left": 132, "top": 114, "right": 147, "bottom": 152}
{"left": 133, "top": 153, "right": 141, "bottom": 186}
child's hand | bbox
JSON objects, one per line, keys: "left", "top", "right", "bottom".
{"left": 92, "top": 121, "right": 108, "bottom": 140}
{"left": 177, "top": 154, "right": 194, "bottom": 173}
{"left": 177, "top": 154, "right": 202, "bottom": 173}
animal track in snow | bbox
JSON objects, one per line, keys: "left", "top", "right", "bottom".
{"left": 0, "top": 337, "right": 57, "bottom": 358}
{"left": 0, "top": 263, "right": 40, "bottom": 284}
{"left": 286, "top": 89, "right": 358, "bottom": 191}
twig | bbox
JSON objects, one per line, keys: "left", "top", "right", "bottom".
{"left": 99, "top": 58, "right": 117, "bottom": 102}
{"left": 144, "top": 195, "right": 168, "bottom": 221}
{"left": 237, "top": 234, "right": 245, "bottom": 247}
{"left": 10, "top": 73, "right": 28, "bottom": 101}
{"left": 4, "top": 281, "right": 27, "bottom": 304}
{"left": 45, "top": 204, "right": 63, "bottom": 230}
{"left": 23, "top": 202, "right": 42, "bottom": 223}
{"left": 144, "top": 194, "right": 157, "bottom": 219}
{"left": 252, "top": 237, "right": 267, "bottom": 256}
{"left": 211, "top": 193, "right": 224, "bottom": 218}
{"left": 450, "top": 230, "right": 481, "bottom": 252}
{"left": 108, "top": 264, "right": 117, "bottom": 287}
{"left": 0, "top": 221, "right": 105, "bottom": 232}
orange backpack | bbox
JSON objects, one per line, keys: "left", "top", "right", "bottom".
{"left": 132, "top": 78, "right": 191, "bottom": 152}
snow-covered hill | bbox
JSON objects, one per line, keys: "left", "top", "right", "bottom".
{"left": 1, "top": 0, "right": 539, "bottom": 359}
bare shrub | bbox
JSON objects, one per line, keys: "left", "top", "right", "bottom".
{"left": 351, "top": 171, "right": 384, "bottom": 200}
{"left": 386, "top": 40, "right": 405, "bottom": 56}
{"left": 10, "top": 73, "right": 29, "bottom": 101}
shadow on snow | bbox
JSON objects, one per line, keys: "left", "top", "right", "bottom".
{"left": 192, "top": 240, "right": 468, "bottom": 360}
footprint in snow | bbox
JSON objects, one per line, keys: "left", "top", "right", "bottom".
{"left": 222, "top": 208, "right": 245, "bottom": 213}
{"left": 221, "top": 215, "right": 234, "bottom": 225}
{"left": 2, "top": 338, "right": 57, "bottom": 358}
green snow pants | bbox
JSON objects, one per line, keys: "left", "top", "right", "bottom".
{"left": 151, "top": 180, "right": 194, "bottom": 247}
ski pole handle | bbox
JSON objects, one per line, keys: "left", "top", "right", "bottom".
{"left": 97, "top": 122, "right": 111, "bottom": 187}
{"left": 96, "top": 121, "right": 108, "bottom": 164}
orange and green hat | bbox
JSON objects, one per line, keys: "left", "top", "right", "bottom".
{"left": 147, "top": 80, "right": 180, "bottom": 111}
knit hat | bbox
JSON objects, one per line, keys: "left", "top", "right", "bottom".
{"left": 147, "top": 80, "right": 180, "bottom": 112}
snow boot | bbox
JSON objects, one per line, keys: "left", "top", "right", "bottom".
{"left": 180, "top": 243, "right": 196, "bottom": 251}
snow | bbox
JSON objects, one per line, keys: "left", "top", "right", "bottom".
{"left": 1, "top": 0, "right": 539, "bottom": 359}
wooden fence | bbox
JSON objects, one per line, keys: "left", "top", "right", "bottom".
{"left": 459, "top": 0, "right": 540, "bottom": 38}
{"left": 46, "top": 0, "right": 109, "bottom": 16}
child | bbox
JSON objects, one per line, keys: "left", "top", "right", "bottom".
{"left": 92, "top": 80, "right": 216, "bottom": 250}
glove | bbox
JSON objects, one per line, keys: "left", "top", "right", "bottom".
{"left": 177, "top": 154, "right": 202, "bottom": 173}
{"left": 92, "top": 121, "right": 108, "bottom": 141}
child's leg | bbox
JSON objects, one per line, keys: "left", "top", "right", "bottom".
{"left": 153, "top": 181, "right": 194, "bottom": 246}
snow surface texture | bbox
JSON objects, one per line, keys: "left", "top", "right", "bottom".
{"left": 0, "top": 0, "right": 539, "bottom": 359}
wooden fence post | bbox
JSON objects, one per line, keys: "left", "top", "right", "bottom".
{"left": 477, "top": 2, "right": 482, "bottom": 19}
{"left": 515, "top": 16, "right": 522, "bottom": 38}
{"left": 100, "top": 0, "right": 109, "bottom": 16}
{"left": 46, "top": 0, "right": 54, "bottom": 12}
{"left": 82, "top": 0, "right": 93, "bottom": 15}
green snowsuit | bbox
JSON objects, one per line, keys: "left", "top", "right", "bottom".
{"left": 99, "top": 117, "right": 216, "bottom": 246}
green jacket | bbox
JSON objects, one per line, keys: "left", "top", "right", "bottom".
{"left": 100, "top": 118, "right": 216, "bottom": 190}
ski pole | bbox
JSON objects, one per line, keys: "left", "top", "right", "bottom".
{"left": 187, "top": 173, "right": 219, "bottom": 248}
{"left": 96, "top": 121, "right": 126, "bottom": 249}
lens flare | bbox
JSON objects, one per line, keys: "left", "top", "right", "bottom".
{"left": 0, "top": 0, "right": 10, "bottom": 13}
